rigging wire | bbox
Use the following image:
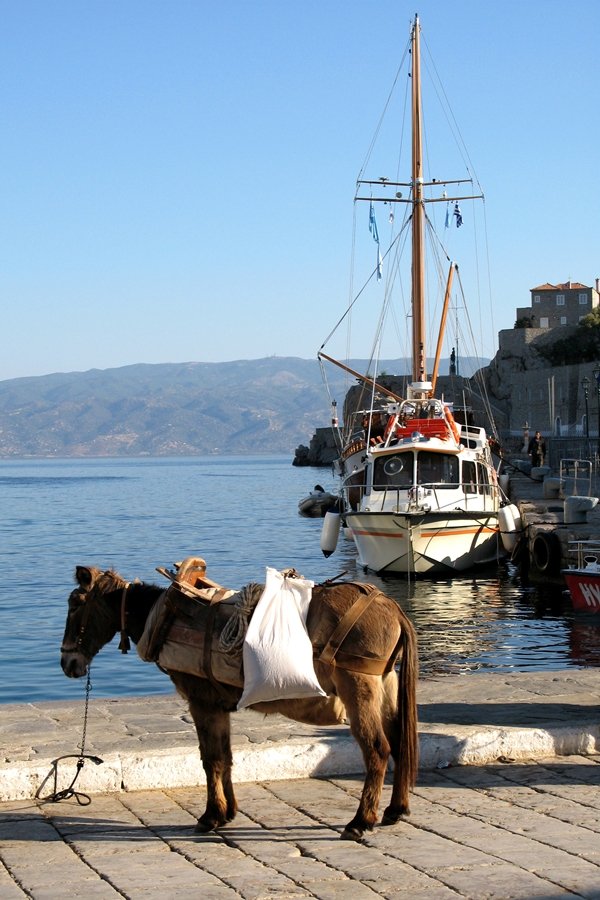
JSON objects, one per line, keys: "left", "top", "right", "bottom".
{"left": 420, "top": 32, "right": 484, "bottom": 192}
{"left": 482, "top": 199, "right": 497, "bottom": 368}
{"left": 357, "top": 40, "right": 411, "bottom": 182}
{"left": 455, "top": 266, "right": 499, "bottom": 441}
{"left": 319, "top": 218, "right": 411, "bottom": 352}
{"left": 345, "top": 201, "right": 358, "bottom": 396}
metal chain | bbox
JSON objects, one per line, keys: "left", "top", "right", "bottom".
{"left": 35, "top": 666, "right": 104, "bottom": 806}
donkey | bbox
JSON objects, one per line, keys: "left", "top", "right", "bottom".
{"left": 61, "top": 566, "right": 418, "bottom": 840}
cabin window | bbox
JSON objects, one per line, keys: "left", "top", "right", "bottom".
{"left": 556, "top": 295, "right": 565, "bottom": 306}
{"left": 477, "top": 462, "right": 491, "bottom": 496}
{"left": 579, "top": 293, "right": 588, "bottom": 304}
{"left": 416, "top": 452, "right": 459, "bottom": 488}
{"left": 372, "top": 452, "right": 414, "bottom": 489}
{"left": 462, "top": 460, "right": 476, "bottom": 494}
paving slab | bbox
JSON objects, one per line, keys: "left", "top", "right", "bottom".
{"left": 4, "top": 760, "right": 599, "bottom": 900}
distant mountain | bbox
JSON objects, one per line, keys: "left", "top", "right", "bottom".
{"left": 0, "top": 356, "right": 488, "bottom": 458}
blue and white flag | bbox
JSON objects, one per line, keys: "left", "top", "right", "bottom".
{"left": 377, "top": 247, "right": 383, "bottom": 282}
{"left": 445, "top": 202, "right": 450, "bottom": 229}
{"left": 369, "top": 201, "right": 379, "bottom": 243}
{"left": 453, "top": 202, "right": 463, "bottom": 228}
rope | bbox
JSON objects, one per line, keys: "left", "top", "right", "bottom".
{"left": 218, "top": 583, "right": 264, "bottom": 653}
{"left": 35, "top": 668, "right": 103, "bottom": 806}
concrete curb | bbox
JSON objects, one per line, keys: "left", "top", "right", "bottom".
{"left": 4, "top": 723, "right": 598, "bottom": 803}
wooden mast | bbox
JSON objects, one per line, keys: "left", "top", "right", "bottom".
{"left": 411, "top": 14, "right": 426, "bottom": 384}
{"left": 430, "top": 262, "right": 455, "bottom": 393}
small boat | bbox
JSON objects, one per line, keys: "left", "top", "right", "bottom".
{"left": 317, "top": 15, "right": 504, "bottom": 575}
{"left": 562, "top": 541, "right": 600, "bottom": 613}
{"left": 298, "top": 485, "right": 339, "bottom": 518}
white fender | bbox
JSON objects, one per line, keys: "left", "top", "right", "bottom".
{"left": 506, "top": 502, "right": 522, "bottom": 532}
{"left": 498, "top": 473, "right": 510, "bottom": 493}
{"left": 498, "top": 503, "right": 522, "bottom": 553}
{"left": 321, "top": 511, "right": 341, "bottom": 558}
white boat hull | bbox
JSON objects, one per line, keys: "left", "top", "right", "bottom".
{"left": 345, "top": 510, "right": 501, "bottom": 574}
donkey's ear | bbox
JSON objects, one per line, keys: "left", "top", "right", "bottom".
{"left": 75, "top": 566, "right": 93, "bottom": 588}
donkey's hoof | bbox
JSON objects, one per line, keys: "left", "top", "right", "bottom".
{"left": 341, "top": 826, "right": 364, "bottom": 842}
{"left": 381, "top": 812, "right": 401, "bottom": 826}
{"left": 382, "top": 802, "right": 409, "bottom": 825}
{"left": 194, "top": 819, "right": 217, "bottom": 834}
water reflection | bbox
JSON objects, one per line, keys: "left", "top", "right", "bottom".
{"left": 363, "top": 561, "right": 600, "bottom": 676}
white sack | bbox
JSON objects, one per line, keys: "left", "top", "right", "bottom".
{"left": 237, "top": 567, "right": 326, "bottom": 709}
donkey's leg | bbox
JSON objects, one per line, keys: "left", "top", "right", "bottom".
{"left": 379, "top": 671, "right": 407, "bottom": 824}
{"left": 334, "top": 671, "right": 390, "bottom": 841}
{"left": 188, "top": 700, "right": 237, "bottom": 833}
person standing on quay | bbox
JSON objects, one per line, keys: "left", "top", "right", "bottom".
{"left": 528, "top": 430, "right": 546, "bottom": 467}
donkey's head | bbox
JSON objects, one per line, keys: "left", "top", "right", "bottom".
{"left": 61, "top": 566, "right": 127, "bottom": 678}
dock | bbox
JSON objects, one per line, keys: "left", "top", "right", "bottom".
{"left": 507, "top": 465, "right": 600, "bottom": 585}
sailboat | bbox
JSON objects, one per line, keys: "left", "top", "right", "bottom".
{"left": 319, "top": 15, "right": 503, "bottom": 575}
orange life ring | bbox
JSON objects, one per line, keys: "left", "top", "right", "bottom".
{"left": 444, "top": 408, "right": 461, "bottom": 445}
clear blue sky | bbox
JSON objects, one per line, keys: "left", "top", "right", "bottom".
{"left": 1, "top": 0, "right": 599, "bottom": 380}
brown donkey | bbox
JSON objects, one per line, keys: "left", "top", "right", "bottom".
{"left": 61, "top": 566, "right": 418, "bottom": 840}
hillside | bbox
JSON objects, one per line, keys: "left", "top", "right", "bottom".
{"left": 0, "top": 356, "right": 485, "bottom": 457}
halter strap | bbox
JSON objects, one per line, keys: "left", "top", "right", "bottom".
{"left": 118, "top": 583, "right": 131, "bottom": 653}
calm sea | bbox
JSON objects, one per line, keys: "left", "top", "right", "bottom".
{"left": 1, "top": 455, "right": 598, "bottom": 705}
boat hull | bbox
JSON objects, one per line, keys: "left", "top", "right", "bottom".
{"left": 345, "top": 510, "right": 501, "bottom": 574}
{"left": 562, "top": 570, "right": 600, "bottom": 613}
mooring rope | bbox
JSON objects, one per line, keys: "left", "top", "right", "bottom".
{"left": 217, "top": 582, "right": 265, "bottom": 654}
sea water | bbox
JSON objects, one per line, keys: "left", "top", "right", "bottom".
{"left": 0, "top": 455, "right": 598, "bottom": 704}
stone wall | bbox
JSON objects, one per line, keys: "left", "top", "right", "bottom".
{"left": 486, "top": 327, "right": 599, "bottom": 435}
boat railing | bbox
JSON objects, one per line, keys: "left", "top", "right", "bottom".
{"left": 344, "top": 480, "right": 498, "bottom": 513}
{"left": 559, "top": 459, "right": 593, "bottom": 499}
{"left": 567, "top": 540, "right": 600, "bottom": 570}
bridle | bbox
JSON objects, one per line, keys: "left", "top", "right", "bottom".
{"left": 61, "top": 578, "right": 131, "bottom": 658}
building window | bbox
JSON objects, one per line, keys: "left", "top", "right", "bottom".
{"left": 539, "top": 388, "right": 543, "bottom": 400}
{"left": 534, "top": 294, "right": 540, "bottom": 303}
{"left": 579, "top": 293, "right": 588, "bottom": 304}
{"left": 556, "top": 295, "right": 565, "bottom": 305}
{"left": 540, "top": 317, "right": 549, "bottom": 327}
{"left": 558, "top": 386, "right": 563, "bottom": 401}
{"left": 560, "top": 316, "right": 567, "bottom": 325}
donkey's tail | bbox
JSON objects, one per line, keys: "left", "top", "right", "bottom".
{"left": 392, "top": 608, "right": 419, "bottom": 816}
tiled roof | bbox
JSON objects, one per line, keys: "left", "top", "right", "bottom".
{"left": 531, "top": 282, "right": 589, "bottom": 291}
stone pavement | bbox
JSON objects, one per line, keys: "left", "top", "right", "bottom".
{"left": 1, "top": 670, "right": 599, "bottom": 899}
{"left": 1, "top": 670, "right": 599, "bottom": 803}
{"left": 1, "top": 756, "right": 600, "bottom": 900}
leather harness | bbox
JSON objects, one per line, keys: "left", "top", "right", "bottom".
{"left": 314, "top": 583, "right": 404, "bottom": 677}
{"left": 77, "top": 578, "right": 403, "bottom": 698}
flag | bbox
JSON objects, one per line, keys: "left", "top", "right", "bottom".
{"left": 377, "top": 247, "right": 383, "bottom": 282}
{"left": 445, "top": 202, "right": 450, "bottom": 228}
{"left": 453, "top": 202, "right": 463, "bottom": 228}
{"left": 369, "top": 201, "right": 379, "bottom": 243}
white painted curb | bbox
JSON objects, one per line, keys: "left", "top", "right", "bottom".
{"left": 1, "top": 725, "right": 598, "bottom": 803}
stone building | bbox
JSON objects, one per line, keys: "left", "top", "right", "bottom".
{"left": 516, "top": 280, "right": 599, "bottom": 329}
